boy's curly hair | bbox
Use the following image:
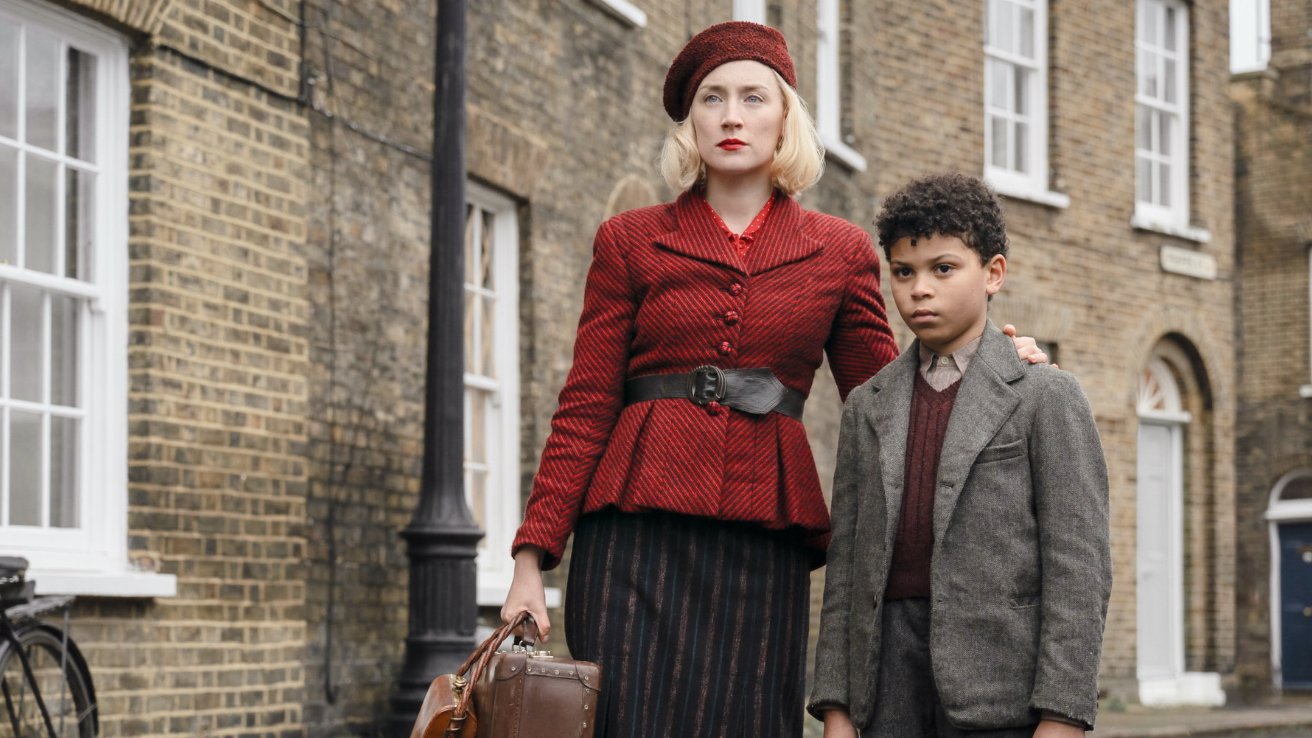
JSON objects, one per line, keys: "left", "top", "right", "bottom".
{"left": 875, "top": 172, "right": 1008, "bottom": 263}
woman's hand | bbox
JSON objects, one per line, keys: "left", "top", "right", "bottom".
{"left": 1003, "top": 324, "right": 1054, "bottom": 367}
{"left": 502, "top": 546, "right": 551, "bottom": 642}
{"left": 822, "top": 709, "right": 859, "bottom": 738}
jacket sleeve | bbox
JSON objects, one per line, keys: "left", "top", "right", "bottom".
{"left": 1028, "top": 370, "right": 1113, "bottom": 729}
{"left": 807, "top": 398, "right": 864, "bottom": 719}
{"left": 511, "top": 220, "right": 637, "bottom": 570}
{"left": 825, "top": 232, "right": 898, "bottom": 401}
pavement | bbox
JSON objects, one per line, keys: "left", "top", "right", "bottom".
{"left": 800, "top": 698, "right": 1312, "bottom": 737}
{"left": 1091, "top": 699, "right": 1312, "bottom": 738}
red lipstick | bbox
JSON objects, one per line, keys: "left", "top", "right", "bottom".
{"left": 717, "top": 138, "right": 746, "bottom": 150}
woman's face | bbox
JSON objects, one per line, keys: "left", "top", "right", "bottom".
{"left": 690, "top": 60, "right": 786, "bottom": 184}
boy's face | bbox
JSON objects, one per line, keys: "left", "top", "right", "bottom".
{"left": 888, "top": 233, "right": 1006, "bottom": 356}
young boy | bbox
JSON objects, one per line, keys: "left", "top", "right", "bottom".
{"left": 808, "top": 173, "right": 1111, "bottom": 738}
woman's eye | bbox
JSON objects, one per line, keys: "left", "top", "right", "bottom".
{"left": 704, "top": 94, "right": 722, "bottom": 104}
{"left": 745, "top": 94, "right": 763, "bottom": 103}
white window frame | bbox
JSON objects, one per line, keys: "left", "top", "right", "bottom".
{"left": 733, "top": 0, "right": 766, "bottom": 23}
{"left": 1134, "top": 0, "right": 1191, "bottom": 233}
{"left": 1229, "top": 0, "right": 1271, "bottom": 74}
{"left": 983, "top": 0, "right": 1068, "bottom": 208}
{"left": 816, "top": 0, "right": 866, "bottom": 172}
{"left": 0, "top": 0, "right": 169, "bottom": 597}
{"left": 587, "top": 0, "right": 646, "bottom": 28}
{"left": 463, "top": 183, "right": 554, "bottom": 608}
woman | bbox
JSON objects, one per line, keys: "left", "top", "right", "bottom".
{"left": 502, "top": 22, "right": 1044, "bottom": 737}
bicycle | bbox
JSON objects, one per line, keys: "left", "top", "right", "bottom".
{"left": 0, "top": 558, "right": 98, "bottom": 738}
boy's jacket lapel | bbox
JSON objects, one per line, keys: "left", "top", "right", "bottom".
{"left": 867, "top": 347, "right": 919, "bottom": 557}
{"left": 932, "top": 322, "right": 1024, "bottom": 547}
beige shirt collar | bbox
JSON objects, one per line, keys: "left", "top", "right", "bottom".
{"left": 917, "top": 334, "right": 983, "bottom": 390}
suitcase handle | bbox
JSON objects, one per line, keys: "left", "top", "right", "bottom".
{"left": 444, "top": 611, "right": 535, "bottom": 736}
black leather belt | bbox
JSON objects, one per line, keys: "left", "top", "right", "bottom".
{"left": 624, "top": 366, "right": 806, "bottom": 420}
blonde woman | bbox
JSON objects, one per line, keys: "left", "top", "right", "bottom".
{"left": 501, "top": 22, "right": 1044, "bottom": 737}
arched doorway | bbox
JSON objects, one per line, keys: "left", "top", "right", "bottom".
{"left": 1136, "top": 353, "right": 1225, "bottom": 705}
{"left": 1267, "top": 470, "right": 1312, "bottom": 689}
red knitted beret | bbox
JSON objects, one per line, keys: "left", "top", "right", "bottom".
{"left": 663, "top": 21, "right": 797, "bottom": 121}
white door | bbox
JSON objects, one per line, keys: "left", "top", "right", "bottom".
{"left": 1136, "top": 420, "right": 1182, "bottom": 681}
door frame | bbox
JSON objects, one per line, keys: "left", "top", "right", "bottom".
{"left": 1136, "top": 415, "right": 1188, "bottom": 683}
{"left": 1266, "top": 469, "right": 1312, "bottom": 689}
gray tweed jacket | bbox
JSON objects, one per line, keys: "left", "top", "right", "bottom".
{"left": 808, "top": 321, "right": 1112, "bottom": 730}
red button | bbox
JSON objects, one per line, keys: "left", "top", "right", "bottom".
{"left": 724, "top": 310, "right": 740, "bottom": 325}
{"left": 728, "top": 282, "right": 744, "bottom": 296}
{"left": 718, "top": 341, "right": 733, "bottom": 355}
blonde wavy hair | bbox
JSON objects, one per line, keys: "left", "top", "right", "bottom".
{"left": 658, "top": 70, "right": 825, "bottom": 196}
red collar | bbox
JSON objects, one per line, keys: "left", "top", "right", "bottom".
{"left": 701, "top": 191, "right": 777, "bottom": 256}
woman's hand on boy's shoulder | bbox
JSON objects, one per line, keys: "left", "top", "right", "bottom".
{"left": 1003, "top": 324, "right": 1058, "bottom": 368}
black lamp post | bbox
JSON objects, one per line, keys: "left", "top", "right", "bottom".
{"left": 386, "top": 0, "right": 482, "bottom": 734}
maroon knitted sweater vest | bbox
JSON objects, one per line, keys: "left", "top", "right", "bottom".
{"left": 884, "top": 372, "right": 962, "bottom": 601}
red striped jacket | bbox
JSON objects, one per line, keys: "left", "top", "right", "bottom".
{"left": 513, "top": 190, "right": 899, "bottom": 569}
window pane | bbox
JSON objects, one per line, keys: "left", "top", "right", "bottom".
{"left": 65, "top": 167, "right": 93, "bottom": 280}
{"left": 49, "top": 415, "right": 78, "bottom": 527}
{"left": 1142, "top": 50, "right": 1158, "bottom": 98}
{"left": 1164, "top": 5, "right": 1177, "bottom": 51}
{"left": 1019, "top": 6, "right": 1035, "bottom": 59}
{"left": 0, "top": 22, "right": 17, "bottom": 139}
{"left": 986, "top": 0, "right": 1004, "bottom": 48}
{"left": 989, "top": 59, "right": 1010, "bottom": 110}
{"left": 25, "top": 155, "right": 57, "bottom": 273}
{"left": 1014, "top": 66, "right": 1028, "bottom": 115}
{"left": 65, "top": 47, "right": 96, "bottom": 163}
{"left": 1164, "top": 58, "right": 1177, "bottom": 104}
{"left": 1158, "top": 162, "right": 1171, "bottom": 206}
{"left": 0, "top": 147, "right": 16, "bottom": 265}
{"left": 11, "top": 283, "right": 42, "bottom": 402}
{"left": 1136, "top": 105, "right": 1152, "bottom": 152}
{"left": 990, "top": 115, "right": 1008, "bottom": 169}
{"left": 481, "top": 209, "right": 494, "bottom": 291}
{"left": 24, "top": 29, "right": 59, "bottom": 151}
{"left": 993, "top": 0, "right": 1015, "bottom": 52}
{"left": 50, "top": 294, "right": 77, "bottom": 407}
{"left": 463, "top": 204, "right": 477, "bottom": 286}
{"left": 1136, "top": 156, "right": 1151, "bottom": 202}
{"left": 1144, "top": 1, "right": 1158, "bottom": 48}
{"left": 480, "top": 295, "right": 495, "bottom": 380}
{"left": 1014, "top": 121, "right": 1028, "bottom": 173}
{"left": 9, "top": 410, "right": 42, "bottom": 526}
{"left": 463, "top": 289, "right": 477, "bottom": 374}
{"left": 1157, "top": 111, "right": 1172, "bottom": 157}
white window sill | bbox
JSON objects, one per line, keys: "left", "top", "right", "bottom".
{"left": 987, "top": 178, "right": 1070, "bottom": 209}
{"left": 477, "top": 572, "right": 561, "bottom": 609}
{"left": 822, "top": 135, "right": 868, "bottom": 172}
{"left": 1300, "top": 384, "right": 1312, "bottom": 399}
{"left": 1131, "top": 213, "right": 1212, "bottom": 243}
{"left": 588, "top": 0, "right": 647, "bottom": 27}
{"left": 32, "top": 570, "right": 177, "bottom": 598}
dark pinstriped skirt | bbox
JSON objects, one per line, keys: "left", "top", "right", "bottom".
{"left": 565, "top": 509, "right": 812, "bottom": 738}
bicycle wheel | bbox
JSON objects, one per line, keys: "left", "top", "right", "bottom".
{"left": 0, "top": 624, "right": 96, "bottom": 738}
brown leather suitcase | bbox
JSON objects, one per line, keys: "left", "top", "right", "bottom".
{"left": 410, "top": 612, "right": 601, "bottom": 738}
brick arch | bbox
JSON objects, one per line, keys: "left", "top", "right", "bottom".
{"left": 69, "top": 0, "right": 177, "bottom": 35}
{"left": 1126, "top": 304, "right": 1231, "bottom": 414}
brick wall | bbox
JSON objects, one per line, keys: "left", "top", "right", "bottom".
{"left": 1232, "top": 0, "right": 1312, "bottom": 697}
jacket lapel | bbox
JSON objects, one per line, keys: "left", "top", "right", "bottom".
{"left": 652, "top": 190, "right": 746, "bottom": 274}
{"left": 651, "top": 191, "right": 824, "bottom": 276}
{"left": 868, "top": 346, "right": 919, "bottom": 557}
{"left": 742, "top": 195, "right": 824, "bottom": 275}
{"left": 932, "top": 321, "right": 1024, "bottom": 546}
